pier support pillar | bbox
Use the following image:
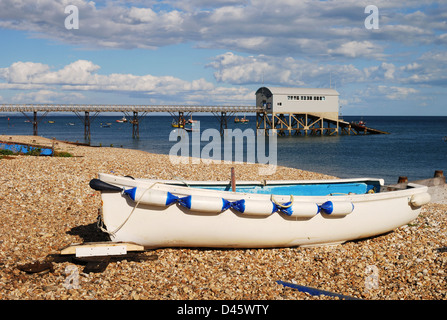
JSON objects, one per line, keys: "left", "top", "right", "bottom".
{"left": 123, "top": 111, "right": 147, "bottom": 139}
{"left": 220, "top": 112, "right": 227, "bottom": 136}
{"left": 212, "top": 111, "right": 234, "bottom": 136}
{"left": 84, "top": 112, "right": 91, "bottom": 142}
{"left": 74, "top": 111, "right": 99, "bottom": 144}
{"left": 21, "top": 111, "right": 48, "bottom": 136}
{"left": 132, "top": 111, "right": 139, "bottom": 139}
{"left": 33, "top": 112, "right": 38, "bottom": 136}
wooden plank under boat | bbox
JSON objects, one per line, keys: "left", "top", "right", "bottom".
{"left": 90, "top": 173, "right": 431, "bottom": 249}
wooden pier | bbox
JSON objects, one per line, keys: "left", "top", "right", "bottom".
{"left": 0, "top": 104, "right": 388, "bottom": 142}
{"left": 340, "top": 120, "right": 389, "bottom": 135}
{"left": 256, "top": 112, "right": 389, "bottom": 136}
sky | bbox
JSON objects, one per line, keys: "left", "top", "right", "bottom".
{"left": 0, "top": 0, "right": 446, "bottom": 116}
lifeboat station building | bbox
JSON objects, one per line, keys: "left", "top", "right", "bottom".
{"left": 255, "top": 87, "right": 341, "bottom": 136}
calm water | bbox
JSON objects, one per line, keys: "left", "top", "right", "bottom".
{"left": 1, "top": 114, "right": 446, "bottom": 184}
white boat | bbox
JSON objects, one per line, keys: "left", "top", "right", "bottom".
{"left": 116, "top": 117, "right": 127, "bottom": 123}
{"left": 90, "top": 173, "right": 431, "bottom": 249}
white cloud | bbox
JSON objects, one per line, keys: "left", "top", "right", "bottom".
{"left": 376, "top": 86, "right": 418, "bottom": 100}
{"left": 12, "top": 90, "right": 85, "bottom": 104}
{"left": 0, "top": 0, "right": 446, "bottom": 113}
{"left": 328, "top": 41, "right": 385, "bottom": 59}
{"left": 2, "top": 62, "right": 50, "bottom": 83}
{"left": 399, "top": 51, "right": 447, "bottom": 86}
{"left": 0, "top": 59, "right": 254, "bottom": 105}
{"left": 208, "top": 52, "right": 374, "bottom": 87}
{"left": 0, "top": 0, "right": 444, "bottom": 59}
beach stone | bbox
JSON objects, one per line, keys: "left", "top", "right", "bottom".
{"left": 0, "top": 135, "right": 446, "bottom": 300}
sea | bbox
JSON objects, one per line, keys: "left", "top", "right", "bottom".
{"left": 1, "top": 114, "right": 446, "bottom": 185}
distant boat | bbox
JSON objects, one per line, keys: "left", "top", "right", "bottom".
{"left": 67, "top": 123, "right": 75, "bottom": 126}
{"left": 101, "top": 123, "right": 111, "bottom": 128}
{"left": 48, "top": 120, "right": 55, "bottom": 124}
{"left": 116, "top": 117, "right": 127, "bottom": 123}
{"left": 172, "top": 119, "right": 186, "bottom": 128}
{"left": 236, "top": 115, "right": 249, "bottom": 124}
{"left": 351, "top": 118, "right": 366, "bottom": 127}
{"left": 187, "top": 115, "right": 197, "bottom": 124}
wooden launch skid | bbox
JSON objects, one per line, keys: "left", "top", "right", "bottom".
{"left": 256, "top": 112, "right": 389, "bottom": 136}
{"left": 57, "top": 242, "right": 157, "bottom": 273}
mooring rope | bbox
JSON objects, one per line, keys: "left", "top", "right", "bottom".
{"left": 99, "top": 182, "right": 160, "bottom": 237}
{"left": 270, "top": 194, "right": 294, "bottom": 208}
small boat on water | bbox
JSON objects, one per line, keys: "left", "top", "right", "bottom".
{"left": 116, "top": 117, "right": 127, "bottom": 123}
{"left": 172, "top": 120, "right": 186, "bottom": 128}
{"left": 235, "top": 115, "right": 249, "bottom": 123}
{"left": 351, "top": 119, "right": 366, "bottom": 127}
{"left": 187, "top": 115, "right": 197, "bottom": 124}
{"left": 90, "top": 173, "right": 431, "bottom": 249}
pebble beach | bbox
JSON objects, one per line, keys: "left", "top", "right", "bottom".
{"left": 1, "top": 135, "right": 446, "bottom": 301}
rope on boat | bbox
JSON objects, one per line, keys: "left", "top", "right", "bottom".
{"left": 271, "top": 194, "right": 294, "bottom": 208}
{"left": 99, "top": 182, "right": 160, "bottom": 237}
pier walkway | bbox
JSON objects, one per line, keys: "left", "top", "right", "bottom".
{"left": 0, "top": 104, "right": 388, "bottom": 142}
{"left": 0, "top": 104, "right": 259, "bottom": 140}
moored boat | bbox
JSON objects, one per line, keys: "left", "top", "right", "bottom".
{"left": 116, "top": 117, "right": 127, "bottom": 123}
{"left": 90, "top": 173, "right": 431, "bottom": 249}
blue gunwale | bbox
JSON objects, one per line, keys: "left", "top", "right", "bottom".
{"left": 191, "top": 181, "right": 380, "bottom": 196}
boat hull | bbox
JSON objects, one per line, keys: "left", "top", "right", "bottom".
{"left": 95, "top": 173, "right": 430, "bottom": 248}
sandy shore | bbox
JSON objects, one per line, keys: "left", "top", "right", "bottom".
{"left": 0, "top": 135, "right": 446, "bottom": 301}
